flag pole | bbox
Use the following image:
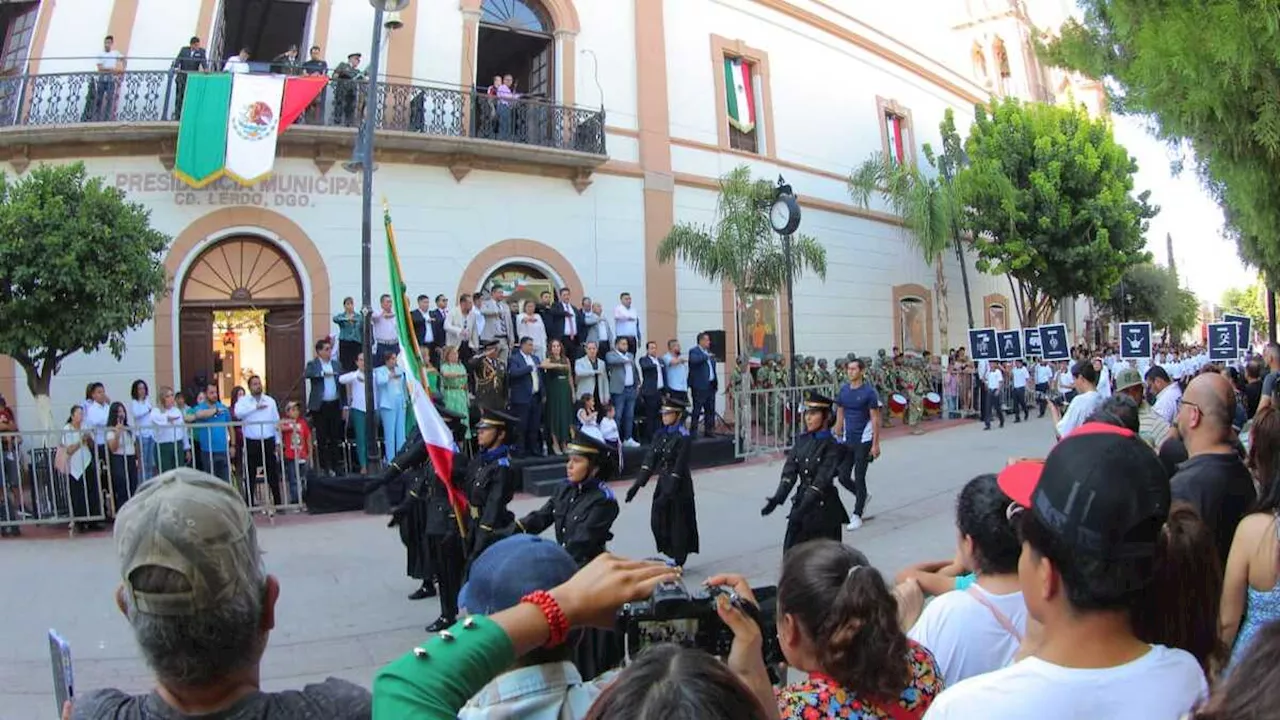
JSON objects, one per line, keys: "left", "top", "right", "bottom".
{"left": 383, "top": 202, "right": 468, "bottom": 540}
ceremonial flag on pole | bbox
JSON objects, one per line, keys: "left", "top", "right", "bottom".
{"left": 173, "top": 73, "right": 326, "bottom": 188}
{"left": 384, "top": 204, "right": 469, "bottom": 517}
{"left": 724, "top": 57, "right": 756, "bottom": 133}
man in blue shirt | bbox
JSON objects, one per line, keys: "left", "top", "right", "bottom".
{"left": 189, "top": 383, "right": 232, "bottom": 482}
{"left": 662, "top": 339, "right": 690, "bottom": 405}
{"left": 833, "top": 358, "right": 881, "bottom": 530}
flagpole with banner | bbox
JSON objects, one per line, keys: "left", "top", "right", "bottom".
{"left": 383, "top": 202, "right": 469, "bottom": 538}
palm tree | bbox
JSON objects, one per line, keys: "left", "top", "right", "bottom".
{"left": 849, "top": 150, "right": 963, "bottom": 353}
{"left": 656, "top": 165, "right": 827, "bottom": 361}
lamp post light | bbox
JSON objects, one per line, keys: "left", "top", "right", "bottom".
{"left": 768, "top": 176, "right": 802, "bottom": 388}
{"left": 349, "top": 0, "right": 410, "bottom": 473}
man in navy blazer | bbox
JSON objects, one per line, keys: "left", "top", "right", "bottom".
{"left": 304, "top": 338, "right": 347, "bottom": 475}
{"left": 506, "top": 335, "right": 546, "bottom": 457}
{"left": 688, "top": 332, "right": 719, "bottom": 438}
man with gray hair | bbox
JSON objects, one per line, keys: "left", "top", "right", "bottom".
{"left": 73, "top": 469, "right": 371, "bottom": 718}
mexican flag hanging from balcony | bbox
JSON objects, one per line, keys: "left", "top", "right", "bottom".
{"left": 173, "top": 73, "right": 327, "bottom": 188}
{"left": 724, "top": 57, "right": 756, "bottom": 133}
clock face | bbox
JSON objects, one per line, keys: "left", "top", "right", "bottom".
{"left": 770, "top": 200, "right": 791, "bottom": 231}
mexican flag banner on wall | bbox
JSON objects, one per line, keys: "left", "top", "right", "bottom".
{"left": 173, "top": 73, "right": 326, "bottom": 188}
{"left": 724, "top": 57, "right": 756, "bottom": 133}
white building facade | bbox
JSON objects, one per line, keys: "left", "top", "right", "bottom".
{"left": 0, "top": 0, "right": 1103, "bottom": 424}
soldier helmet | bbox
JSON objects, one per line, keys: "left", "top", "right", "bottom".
{"left": 804, "top": 356, "right": 816, "bottom": 365}
{"left": 877, "top": 348, "right": 888, "bottom": 357}
{"left": 846, "top": 351, "right": 859, "bottom": 361}
{"left": 818, "top": 358, "right": 828, "bottom": 367}
{"left": 794, "top": 354, "right": 806, "bottom": 363}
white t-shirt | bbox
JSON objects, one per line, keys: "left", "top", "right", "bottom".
{"left": 1056, "top": 389, "right": 1101, "bottom": 437}
{"left": 1012, "top": 366, "right": 1030, "bottom": 388}
{"left": 986, "top": 369, "right": 1004, "bottom": 391}
{"left": 923, "top": 644, "right": 1207, "bottom": 720}
{"left": 1034, "top": 364, "right": 1053, "bottom": 385}
{"left": 1057, "top": 371, "right": 1074, "bottom": 394}
{"left": 97, "top": 49, "right": 122, "bottom": 72}
{"left": 1096, "top": 365, "right": 1112, "bottom": 398}
{"left": 907, "top": 585, "right": 1028, "bottom": 686}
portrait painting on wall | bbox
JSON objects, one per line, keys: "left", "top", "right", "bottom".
{"left": 742, "top": 294, "right": 779, "bottom": 360}
{"left": 987, "top": 303, "right": 1007, "bottom": 332}
{"left": 898, "top": 296, "right": 927, "bottom": 354}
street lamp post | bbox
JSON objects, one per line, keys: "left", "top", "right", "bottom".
{"left": 352, "top": 0, "right": 409, "bottom": 474}
{"left": 769, "top": 177, "right": 802, "bottom": 388}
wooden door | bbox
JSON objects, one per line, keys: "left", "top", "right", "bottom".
{"left": 265, "top": 306, "right": 305, "bottom": 407}
{"left": 179, "top": 308, "right": 215, "bottom": 395}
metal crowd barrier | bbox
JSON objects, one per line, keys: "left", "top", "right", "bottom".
{"left": 0, "top": 417, "right": 396, "bottom": 534}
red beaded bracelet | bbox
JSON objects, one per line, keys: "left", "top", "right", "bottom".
{"left": 520, "top": 590, "right": 570, "bottom": 648}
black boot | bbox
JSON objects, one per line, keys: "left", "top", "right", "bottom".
{"left": 426, "top": 615, "right": 456, "bottom": 633}
{"left": 408, "top": 583, "right": 437, "bottom": 600}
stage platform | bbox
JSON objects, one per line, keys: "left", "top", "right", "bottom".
{"left": 511, "top": 434, "right": 741, "bottom": 497}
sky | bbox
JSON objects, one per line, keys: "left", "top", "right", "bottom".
{"left": 1110, "top": 115, "right": 1253, "bottom": 304}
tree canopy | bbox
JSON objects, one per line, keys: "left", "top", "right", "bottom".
{"left": 1101, "top": 263, "right": 1198, "bottom": 340}
{"left": 0, "top": 163, "right": 169, "bottom": 420}
{"left": 1221, "top": 279, "right": 1269, "bottom": 340}
{"left": 955, "top": 97, "right": 1155, "bottom": 326}
{"left": 1042, "top": 1, "right": 1280, "bottom": 285}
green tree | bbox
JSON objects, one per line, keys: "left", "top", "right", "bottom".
{"left": 656, "top": 165, "right": 827, "bottom": 360}
{"left": 0, "top": 163, "right": 170, "bottom": 428}
{"left": 1102, "top": 263, "right": 1198, "bottom": 340}
{"left": 1042, "top": 2, "right": 1280, "bottom": 286}
{"left": 955, "top": 98, "right": 1155, "bottom": 326}
{"left": 849, "top": 147, "right": 961, "bottom": 352}
{"left": 1222, "top": 279, "right": 1269, "bottom": 340}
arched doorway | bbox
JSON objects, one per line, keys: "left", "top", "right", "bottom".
{"left": 178, "top": 236, "right": 306, "bottom": 406}
{"left": 481, "top": 261, "right": 562, "bottom": 315}
{"left": 477, "top": 0, "right": 555, "bottom": 98}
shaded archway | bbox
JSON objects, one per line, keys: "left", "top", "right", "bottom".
{"left": 457, "top": 238, "right": 584, "bottom": 304}
{"left": 983, "top": 293, "right": 1010, "bottom": 331}
{"left": 893, "top": 283, "right": 934, "bottom": 354}
{"left": 157, "top": 207, "right": 331, "bottom": 401}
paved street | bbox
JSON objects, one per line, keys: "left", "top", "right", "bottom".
{"left": 0, "top": 415, "right": 1055, "bottom": 718}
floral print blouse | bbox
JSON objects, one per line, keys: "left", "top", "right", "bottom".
{"left": 775, "top": 640, "right": 942, "bottom": 719}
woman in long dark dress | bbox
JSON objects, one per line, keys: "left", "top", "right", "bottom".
{"left": 624, "top": 396, "right": 700, "bottom": 567}
{"left": 516, "top": 430, "right": 623, "bottom": 679}
{"left": 543, "top": 338, "right": 575, "bottom": 454}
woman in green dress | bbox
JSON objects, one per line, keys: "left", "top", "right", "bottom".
{"left": 440, "top": 345, "right": 471, "bottom": 441}
{"left": 543, "top": 338, "right": 575, "bottom": 455}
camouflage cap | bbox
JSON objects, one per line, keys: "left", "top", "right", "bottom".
{"left": 1113, "top": 366, "right": 1143, "bottom": 392}
{"left": 114, "top": 468, "right": 260, "bottom": 617}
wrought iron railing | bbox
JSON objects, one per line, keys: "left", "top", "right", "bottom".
{"left": 0, "top": 70, "right": 607, "bottom": 156}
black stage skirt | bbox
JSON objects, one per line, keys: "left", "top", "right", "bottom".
{"left": 398, "top": 500, "right": 434, "bottom": 582}
{"left": 651, "top": 487, "right": 700, "bottom": 563}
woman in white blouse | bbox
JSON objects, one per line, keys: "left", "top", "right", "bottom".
{"left": 153, "top": 387, "right": 187, "bottom": 473}
{"left": 517, "top": 299, "right": 547, "bottom": 358}
{"left": 105, "top": 401, "right": 139, "bottom": 512}
{"left": 340, "top": 352, "right": 373, "bottom": 472}
{"left": 129, "top": 379, "right": 158, "bottom": 481}
{"left": 61, "top": 405, "right": 101, "bottom": 526}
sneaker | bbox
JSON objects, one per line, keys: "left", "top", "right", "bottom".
{"left": 623, "top": 439, "right": 641, "bottom": 448}
{"left": 845, "top": 515, "right": 863, "bottom": 531}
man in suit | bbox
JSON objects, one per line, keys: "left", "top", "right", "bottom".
{"left": 506, "top": 336, "right": 546, "bottom": 457}
{"left": 605, "top": 337, "right": 641, "bottom": 448}
{"left": 446, "top": 293, "right": 479, "bottom": 368}
{"left": 688, "top": 332, "right": 719, "bottom": 438}
{"left": 549, "top": 287, "right": 585, "bottom": 361}
{"left": 638, "top": 340, "right": 666, "bottom": 443}
{"left": 479, "top": 286, "right": 513, "bottom": 366}
{"left": 429, "top": 295, "right": 448, "bottom": 363}
{"left": 304, "top": 339, "right": 347, "bottom": 475}
{"left": 410, "top": 294, "right": 437, "bottom": 366}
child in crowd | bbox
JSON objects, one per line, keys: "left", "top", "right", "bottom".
{"left": 280, "top": 401, "right": 312, "bottom": 506}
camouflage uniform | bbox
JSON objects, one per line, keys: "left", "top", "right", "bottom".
{"left": 873, "top": 350, "right": 895, "bottom": 427}
{"left": 904, "top": 359, "right": 925, "bottom": 431}
{"left": 802, "top": 357, "right": 818, "bottom": 388}
{"left": 729, "top": 357, "right": 750, "bottom": 443}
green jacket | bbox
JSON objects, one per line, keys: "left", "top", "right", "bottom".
{"left": 373, "top": 616, "right": 514, "bottom": 718}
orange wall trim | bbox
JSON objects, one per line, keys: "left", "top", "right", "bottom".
{"left": 24, "top": 0, "right": 56, "bottom": 77}
{"left": 193, "top": 0, "right": 217, "bottom": 45}
{"left": 311, "top": 0, "right": 333, "bottom": 55}
{"left": 457, "top": 239, "right": 585, "bottom": 300}
{"left": 385, "top": 0, "right": 418, "bottom": 80}
{"left": 106, "top": 0, "right": 142, "bottom": 57}
{"left": 669, "top": 136, "right": 849, "bottom": 184}
{"left": 710, "top": 34, "right": 777, "bottom": 159}
{"left": 0, "top": 357, "right": 15, "bottom": 413}
{"left": 636, "top": 0, "right": 677, "bottom": 345}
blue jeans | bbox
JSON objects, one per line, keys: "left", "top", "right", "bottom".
{"left": 138, "top": 436, "right": 159, "bottom": 481}
{"left": 202, "top": 451, "right": 230, "bottom": 483}
{"left": 284, "top": 459, "right": 306, "bottom": 504}
{"left": 611, "top": 386, "right": 638, "bottom": 442}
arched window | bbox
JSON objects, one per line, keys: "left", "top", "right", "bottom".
{"left": 972, "top": 44, "right": 989, "bottom": 86}
{"left": 484, "top": 262, "right": 559, "bottom": 313}
{"left": 993, "top": 38, "right": 1011, "bottom": 93}
{"left": 482, "top": 0, "right": 550, "bottom": 32}
{"left": 898, "top": 296, "right": 927, "bottom": 353}
{"left": 477, "top": 0, "right": 554, "bottom": 99}
{"left": 988, "top": 303, "right": 1007, "bottom": 331}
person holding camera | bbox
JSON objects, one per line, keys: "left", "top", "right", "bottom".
{"left": 516, "top": 430, "right": 625, "bottom": 678}
{"left": 624, "top": 396, "right": 700, "bottom": 567}
{"left": 762, "top": 391, "right": 846, "bottom": 551}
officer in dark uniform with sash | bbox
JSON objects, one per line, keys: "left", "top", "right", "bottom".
{"left": 465, "top": 408, "right": 519, "bottom": 564}
{"left": 514, "top": 430, "right": 622, "bottom": 679}
{"left": 624, "top": 396, "right": 700, "bottom": 567}
{"left": 761, "top": 391, "right": 846, "bottom": 550}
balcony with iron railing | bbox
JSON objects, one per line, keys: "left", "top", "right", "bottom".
{"left": 0, "top": 68, "right": 607, "bottom": 183}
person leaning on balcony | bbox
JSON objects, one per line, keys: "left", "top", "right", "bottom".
{"left": 331, "top": 52, "right": 364, "bottom": 127}
{"left": 170, "top": 36, "right": 207, "bottom": 120}
{"left": 92, "top": 35, "right": 123, "bottom": 122}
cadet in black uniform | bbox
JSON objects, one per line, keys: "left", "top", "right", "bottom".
{"left": 515, "top": 431, "right": 622, "bottom": 678}
{"left": 624, "top": 396, "right": 700, "bottom": 567}
{"left": 464, "top": 408, "right": 519, "bottom": 563}
{"left": 761, "top": 391, "right": 847, "bottom": 551}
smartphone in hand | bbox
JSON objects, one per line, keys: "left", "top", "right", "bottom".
{"left": 49, "top": 629, "right": 73, "bottom": 716}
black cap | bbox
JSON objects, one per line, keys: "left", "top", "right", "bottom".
{"left": 565, "top": 430, "right": 615, "bottom": 458}
{"left": 476, "top": 408, "right": 518, "bottom": 430}
{"left": 479, "top": 339, "right": 500, "bottom": 349}
{"left": 348, "top": 52, "right": 362, "bottom": 59}
{"left": 803, "top": 391, "right": 833, "bottom": 410}
{"left": 998, "top": 423, "right": 1169, "bottom": 559}
{"left": 660, "top": 396, "right": 688, "bottom": 414}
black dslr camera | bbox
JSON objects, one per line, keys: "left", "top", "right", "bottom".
{"left": 616, "top": 576, "right": 784, "bottom": 666}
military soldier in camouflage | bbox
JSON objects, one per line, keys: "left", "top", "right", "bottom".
{"left": 816, "top": 357, "right": 832, "bottom": 388}
{"left": 803, "top": 356, "right": 819, "bottom": 387}
{"left": 872, "top": 350, "right": 895, "bottom": 428}
{"left": 903, "top": 357, "right": 925, "bottom": 434}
